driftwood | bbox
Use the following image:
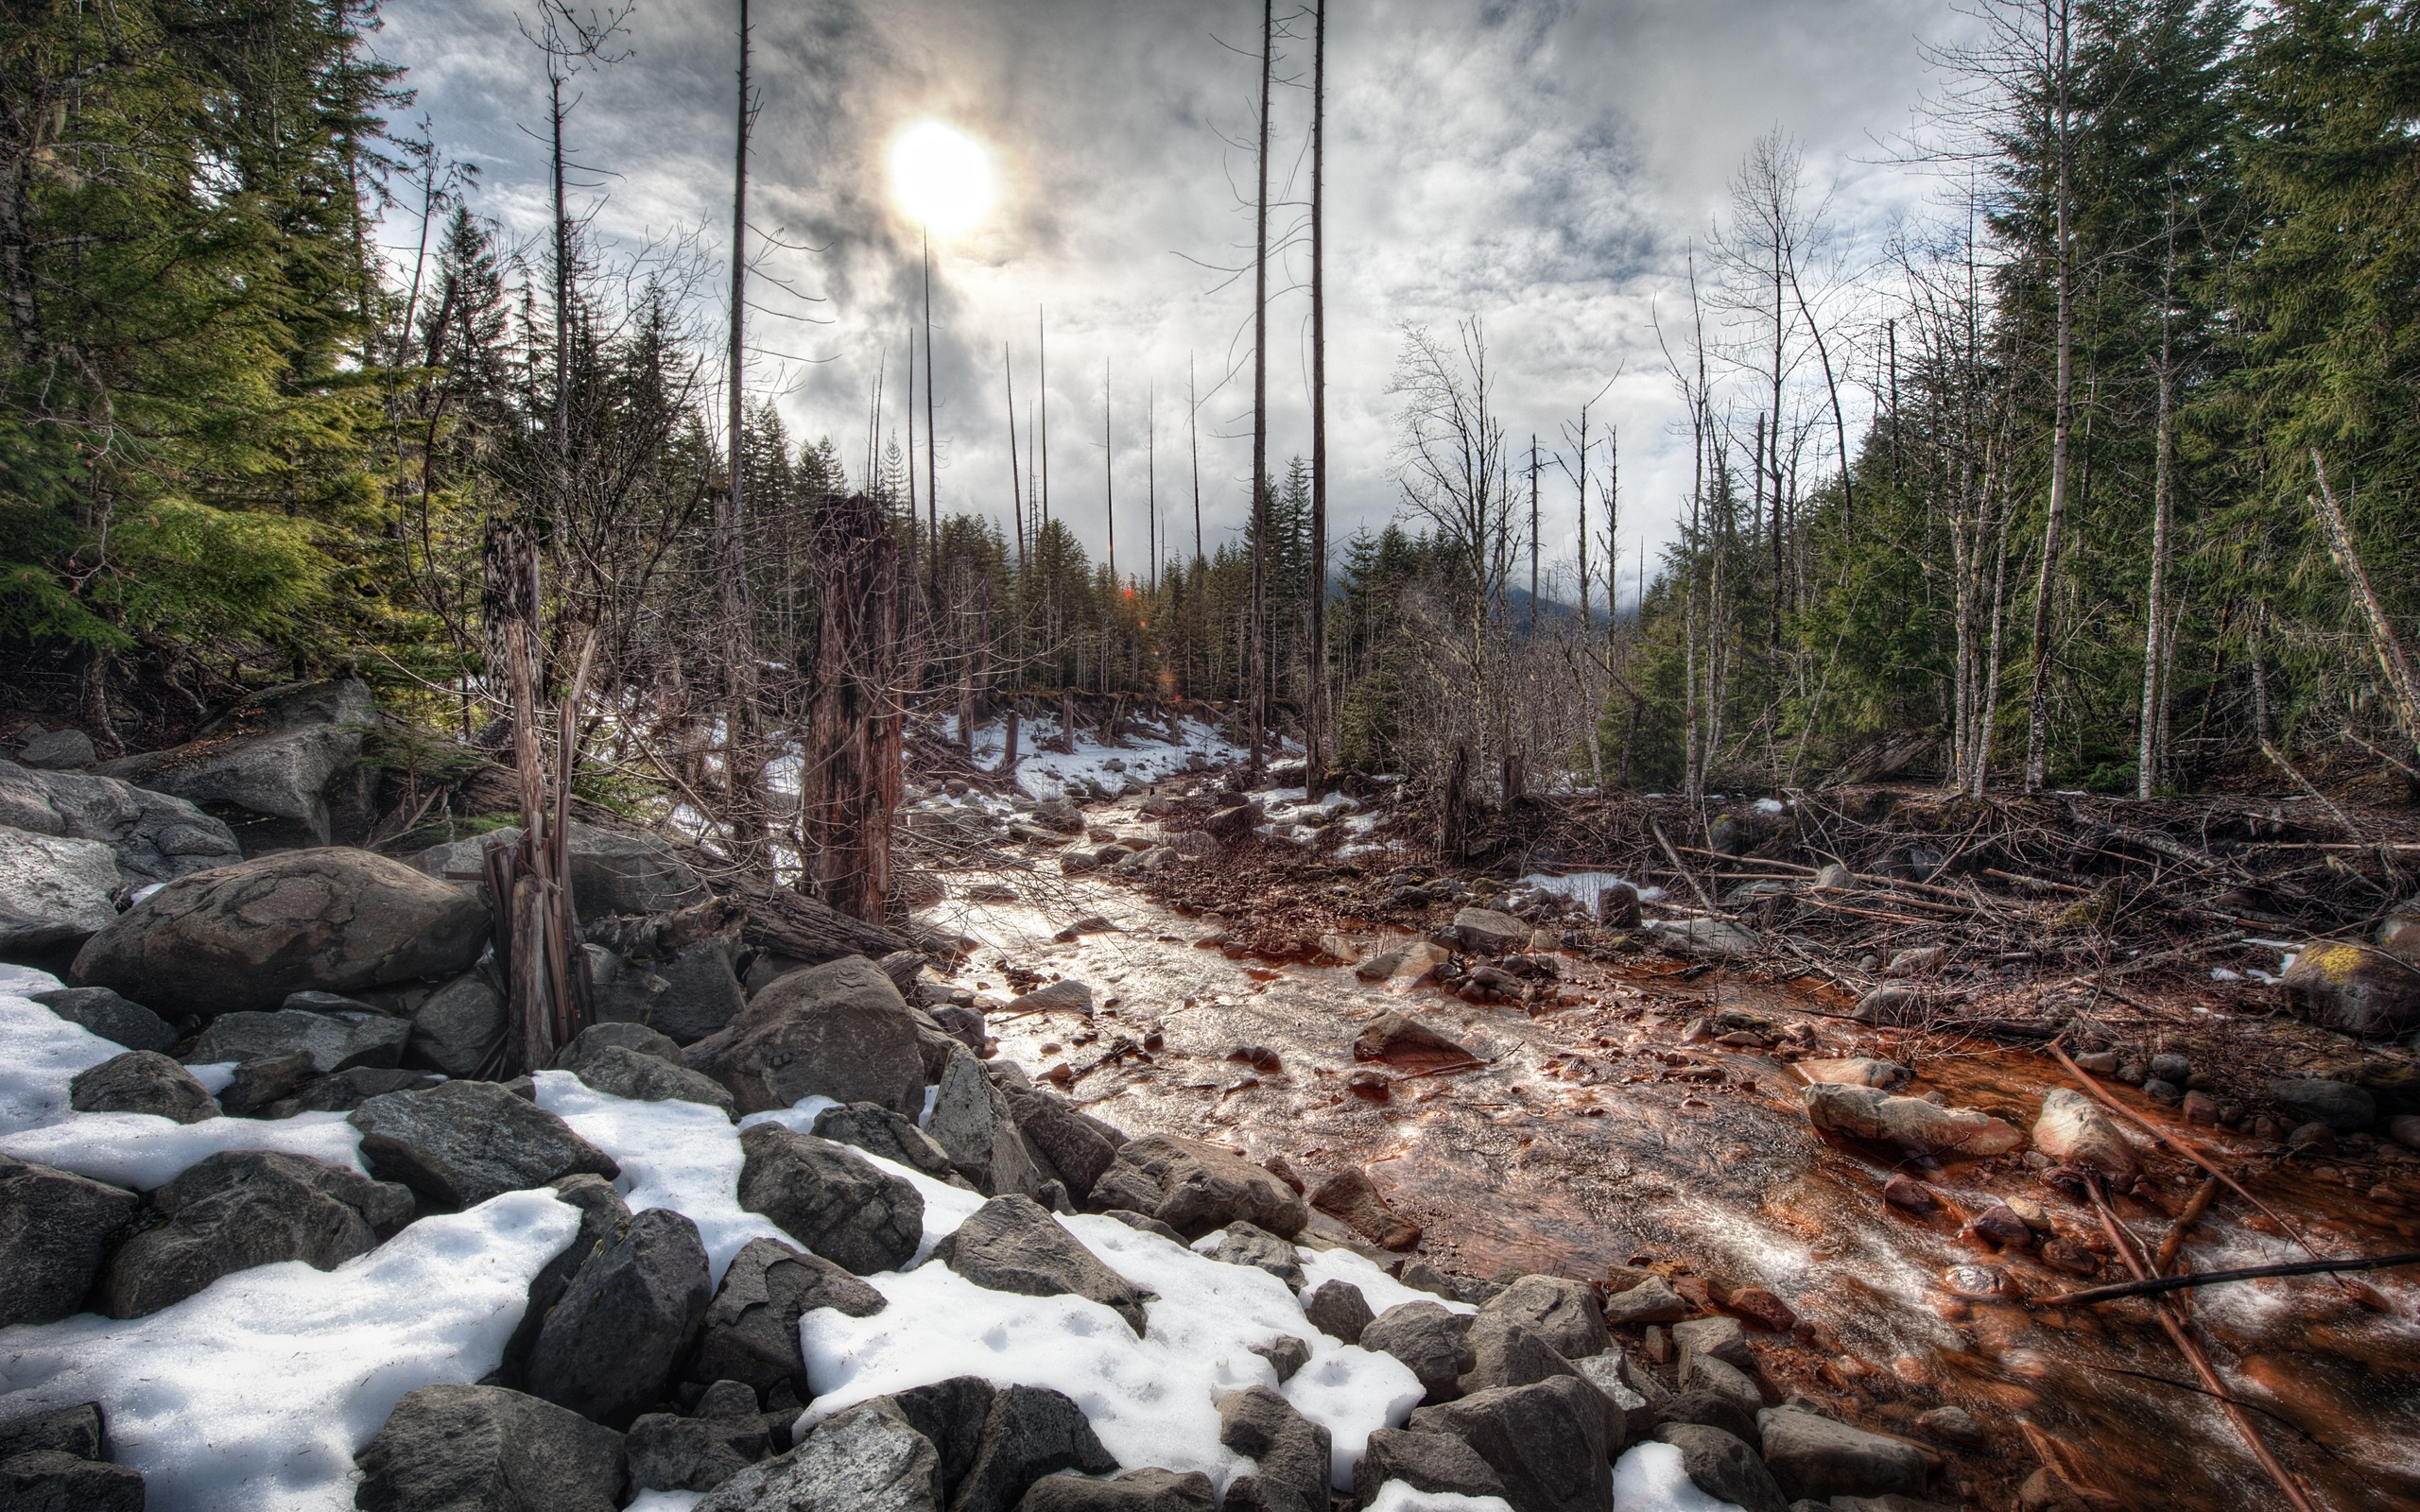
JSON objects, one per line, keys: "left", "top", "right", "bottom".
{"left": 583, "top": 895, "right": 745, "bottom": 959}
{"left": 2041, "top": 1252, "right": 2420, "bottom": 1308}
{"left": 724, "top": 872, "right": 913, "bottom": 963}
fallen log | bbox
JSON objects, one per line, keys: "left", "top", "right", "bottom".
{"left": 2041, "top": 1252, "right": 2420, "bottom": 1308}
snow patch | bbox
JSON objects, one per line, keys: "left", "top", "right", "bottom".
{"left": 1614, "top": 1440, "right": 1747, "bottom": 1511}
{"left": 1366, "top": 1483, "right": 1516, "bottom": 1512}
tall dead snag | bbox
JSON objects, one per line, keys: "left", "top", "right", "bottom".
{"left": 1305, "top": 0, "right": 1330, "bottom": 799}
{"left": 718, "top": 0, "right": 762, "bottom": 860}
{"left": 2310, "top": 450, "right": 2420, "bottom": 758}
{"left": 1247, "top": 0, "right": 1274, "bottom": 772}
{"left": 802, "top": 491, "right": 901, "bottom": 926}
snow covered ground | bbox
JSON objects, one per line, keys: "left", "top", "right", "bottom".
{"left": 0, "top": 973, "right": 1732, "bottom": 1512}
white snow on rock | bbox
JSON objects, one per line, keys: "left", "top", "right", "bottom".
{"left": 1366, "top": 1482, "right": 1516, "bottom": 1511}
{"left": 1295, "top": 1243, "right": 1477, "bottom": 1318}
{"left": 737, "top": 1098, "right": 990, "bottom": 1263}
{"left": 0, "top": 988, "right": 123, "bottom": 1135}
{"left": 1613, "top": 1440, "right": 1748, "bottom": 1511}
{"left": 0, "top": 1190, "right": 580, "bottom": 1512}
{"left": 1003, "top": 715, "right": 1272, "bottom": 800}
{"left": 1521, "top": 870, "right": 1665, "bottom": 912}
{"left": 1, "top": 1107, "right": 366, "bottom": 1192}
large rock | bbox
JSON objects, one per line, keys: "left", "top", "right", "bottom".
{"left": 1209, "top": 1221, "right": 1304, "bottom": 1288}
{"left": 411, "top": 819, "right": 709, "bottom": 923}
{"left": 1755, "top": 1406, "right": 1927, "bottom": 1503}
{"left": 2280, "top": 939, "right": 2420, "bottom": 1039}
{"left": 1451, "top": 907, "right": 1530, "bottom": 956}
{"left": 954, "top": 1383, "right": 1120, "bottom": 1512}
{"left": 1651, "top": 1423, "right": 1787, "bottom": 1512}
{"left": 886, "top": 1376, "right": 996, "bottom": 1495}
{"left": 625, "top": 1385, "right": 769, "bottom": 1492}
{"left": 0, "top": 826, "right": 120, "bottom": 954}
{"left": 1355, "top": 940, "right": 1452, "bottom": 987}
{"left": 101, "top": 1149, "right": 410, "bottom": 1317}
{"left": 0, "top": 1450, "right": 145, "bottom": 1510}
{"left": 0, "top": 757, "right": 240, "bottom": 887}
{"left": 992, "top": 1068, "right": 1127, "bottom": 1202}
{"left": 349, "top": 1078, "right": 618, "bottom": 1209}
{"left": 1217, "top": 1386, "right": 1330, "bottom": 1512}
{"left": 68, "top": 1050, "right": 219, "bottom": 1123}
{"left": 1481, "top": 1275, "right": 1607, "bottom": 1361}
{"left": 1302, "top": 1278, "right": 1374, "bottom": 1345}
{"left": 0, "top": 1154, "right": 141, "bottom": 1325}
{"left": 1013, "top": 1469, "right": 1218, "bottom": 1511}
{"left": 1459, "top": 1314, "right": 1580, "bottom": 1396}
{"left": 1351, "top": 1011, "right": 1476, "bottom": 1068}
{"left": 1362, "top": 1301, "right": 1475, "bottom": 1404}
{"left": 26, "top": 986, "right": 176, "bottom": 1053}
{"left": 71, "top": 849, "right": 491, "bottom": 1016}
{"left": 262, "top": 1065, "right": 440, "bottom": 1117}
{"left": 1352, "top": 1428, "right": 1509, "bottom": 1506}
{"left": 570, "top": 1042, "right": 737, "bottom": 1118}
{"left": 189, "top": 1006, "right": 412, "bottom": 1074}
{"left": 701, "top": 956, "right": 926, "bottom": 1116}
{"left": 1308, "top": 1166, "right": 1422, "bottom": 1251}
{"left": 527, "top": 1207, "right": 714, "bottom": 1427}
{"left": 499, "top": 1176, "right": 631, "bottom": 1385}
{"left": 933, "top": 1194, "right": 1149, "bottom": 1336}
{"left": 95, "top": 679, "right": 376, "bottom": 850}
{"left": 2269, "top": 1076, "right": 2377, "bottom": 1130}
{"left": 1803, "top": 1084, "right": 2024, "bottom": 1158}
{"left": 1569, "top": 1351, "right": 1650, "bottom": 1448}
{"left": 354, "top": 1383, "right": 625, "bottom": 1512}
{"left": 735, "top": 1124, "right": 925, "bottom": 1275}
{"left": 1644, "top": 918, "right": 1762, "bottom": 960}
{"left": 16, "top": 728, "right": 95, "bottom": 769}
{"left": 406, "top": 971, "right": 505, "bottom": 1076}
{"left": 2031, "top": 1089, "right": 2141, "bottom": 1187}
{"left": 1087, "top": 1134, "right": 1308, "bottom": 1239}
{"left": 695, "top": 1400, "right": 940, "bottom": 1512}
{"left": 647, "top": 939, "right": 750, "bottom": 1044}
{"left": 814, "top": 1102, "right": 960, "bottom": 1182}
{"left": 687, "top": 1236, "right": 886, "bottom": 1399}
{"left": 0, "top": 1403, "right": 106, "bottom": 1462}
{"left": 1405, "top": 1376, "right": 1611, "bottom": 1512}
{"left": 930, "top": 1045, "right": 1046, "bottom": 1195}
{"left": 1600, "top": 1276, "right": 1691, "bottom": 1327}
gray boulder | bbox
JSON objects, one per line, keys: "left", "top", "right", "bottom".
{"left": 1301, "top": 1278, "right": 1374, "bottom": 1345}
{"left": 101, "top": 1149, "right": 411, "bottom": 1317}
{"left": 189, "top": 1006, "right": 411, "bottom": 1075}
{"left": 499, "top": 1175, "right": 631, "bottom": 1385}
{"left": 1459, "top": 1314, "right": 1581, "bottom": 1396}
{"left": 1086, "top": 1134, "right": 1307, "bottom": 1240}
{"left": 68, "top": 1051, "right": 218, "bottom": 1124}
{"left": 695, "top": 1400, "right": 941, "bottom": 1512}
{"left": 626, "top": 1382, "right": 770, "bottom": 1493}
{"left": 813, "top": 1102, "right": 961, "bottom": 1182}
{"left": 1644, "top": 917, "right": 1762, "bottom": 960}
{"left": 552, "top": 1019, "right": 683, "bottom": 1070}
{"left": 527, "top": 1207, "right": 714, "bottom": 1427}
{"left": 95, "top": 679, "right": 377, "bottom": 850}
{"left": 26, "top": 987, "right": 176, "bottom": 1053}
{"left": 0, "top": 1403, "right": 105, "bottom": 1462}
{"left": 1352, "top": 1428, "right": 1508, "bottom": 1506}
{"left": 349, "top": 1079, "right": 618, "bottom": 1209}
{"left": 952, "top": 1383, "right": 1120, "bottom": 1512}
{"left": 701, "top": 956, "right": 926, "bottom": 1117}
{"left": 1569, "top": 1351, "right": 1650, "bottom": 1447}
{"left": 2268, "top": 1077, "right": 2377, "bottom": 1130}
{"left": 1405, "top": 1376, "right": 1612, "bottom": 1512}
{"left": 72, "top": 849, "right": 490, "bottom": 1016}
{"left": 1480, "top": 1275, "right": 1608, "bottom": 1361}
{"left": 0, "top": 1450, "right": 145, "bottom": 1510}
{"left": 1209, "top": 1221, "right": 1304, "bottom": 1289}
{"left": 0, "top": 826, "right": 120, "bottom": 954}
{"left": 0, "top": 757, "right": 240, "bottom": 888}
{"left": 2279, "top": 939, "right": 2420, "bottom": 1039}
{"left": 1003, "top": 978, "right": 1095, "bottom": 1017}
{"left": 569, "top": 1043, "right": 737, "bottom": 1118}
{"left": 932, "top": 1194, "right": 1149, "bottom": 1336}
{"left": 1450, "top": 907, "right": 1529, "bottom": 955}
{"left": 2030, "top": 1089, "right": 2140, "bottom": 1189}
{"left": 1361, "top": 1300, "right": 1475, "bottom": 1404}
{"left": 882, "top": 1376, "right": 995, "bottom": 1497}
{"left": 1652, "top": 1423, "right": 1786, "bottom": 1512}
{"left": 1802, "top": 1083, "right": 2024, "bottom": 1158}
{"left": 930, "top": 1046, "right": 1046, "bottom": 1196}
{"left": 1013, "top": 1469, "right": 1217, "bottom": 1511}
{"left": 354, "top": 1383, "right": 625, "bottom": 1512}
{"left": 1601, "top": 1276, "right": 1691, "bottom": 1326}
{"left": 1755, "top": 1406, "right": 1927, "bottom": 1503}
{"left": 646, "top": 939, "right": 749, "bottom": 1044}
{"left": 0, "top": 1154, "right": 141, "bottom": 1325}
{"left": 1681, "top": 1353, "right": 1764, "bottom": 1419}
{"left": 1216, "top": 1386, "right": 1330, "bottom": 1512}
{"left": 406, "top": 971, "right": 505, "bottom": 1076}
{"left": 686, "top": 1236, "right": 886, "bottom": 1400}
{"left": 260, "top": 1065, "right": 441, "bottom": 1117}
{"left": 735, "top": 1124, "right": 924, "bottom": 1276}
{"left": 990, "top": 1068, "right": 1127, "bottom": 1202}
{"left": 1654, "top": 1391, "right": 1758, "bottom": 1447}
{"left": 1673, "top": 1315, "right": 1751, "bottom": 1378}
{"left": 17, "top": 728, "right": 96, "bottom": 770}
{"left": 411, "top": 820, "right": 709, "bottom": 922}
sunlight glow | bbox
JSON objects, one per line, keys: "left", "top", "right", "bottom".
{"left": 890, "top": 120, "right": 994, "bottom": 236}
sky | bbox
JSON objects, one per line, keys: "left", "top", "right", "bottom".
{"left": 375, "top": 0, "right": 1978, "bottom": 606}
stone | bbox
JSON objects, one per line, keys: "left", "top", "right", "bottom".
{"left": 569, "top": 1042, "right": 738, "bottom": 1118}
{"left": 2268, "top": 1076, "right": 2377, "bottom": 1130}
{"left": 736, "top": 1124, "right": 925, "bottom": 1276}
{"left": 1654, "top": 1392, "right": 1757, "bottom": 1447}
{"left": 1645, "top": 917, "right": 1762, "bottom": 959}
{"left": 71, "top": 849, "right": 490, "bottom": 1017}
{"left": 0, "top": 757, "right": 240, "bottom": 889}
{"left": 349, "top": 1078, "right": 619, "bottom": 1209}
{"left": 1013, "top": 1468, "right": 1217, "bottom": 1511}
{"left": 1306, "top": 1166, "right": 1421, "bottom": 1252}
{"left": 0, "top": 1154, "right": 141, "bottom": 1325}
{"left": 954, "top": 1383, "right": 1120, "bottom": 1512}
{"left": 1755, "top": 1406, "right": 1927, "bottom": 1503}
{"left": 0, "top": 826, "right": 120, "bottom": 953}
{"left": 2031, "top": 1089, "right": 2139, "bottom": 1187}
{"left": 1598, "top": 881, "right": 1644, "bottom": 928}
{"left": 95, "top": 679, "right": 375, "bottom": 850}
{"left": 18, "top": 729, "right": 96, "bottom": 769}
{"left": 1709, "top": 1280, "right": 1796, "bottom": 1333}
{"left": 1350, "top": 1011, "right": 1477, "bottom": 1068}
{"left": 883, "top": 1375, "right": 995, "bottom": 1494}
{"left": 814, "top": 1101, "right": 960, "bottom": 1182}
{"left": 1461, "top": 1313, "right": 1581, "bottom": 1395}
{"left": 1004, "top": 978, "right": 1096, "bottom": 1017}
{"left": 67, "top": 1050, "right": 218, "bottom": 1123}
{"left": 1352, "top": 1428, "right": 1508, "bottom": 1506}
{"left": 1673, "top": 1315, "right": 1751, "bottom": 1376}
{"left": 1405, "top": 1376, "right": 1612, "bottom": 1512}
{"left": 189, "top": 1006, "right": 412, "bottom": 1075}
{"left": 625, "top": 1399, "right": 769, "bottom": 1492}
{"left": 1087, "top": 1133, "right": 1308, "bottom": 1239}
{"left": 25, "top": 986, "right": 175, "bottom": 1053}
{"left": 0, "top": 1450, "right": 145, "bottom": 1510}
{"left": 2287, "top": 1121, "right": 2338, "bottom": 1155}
{"left": 527, "top": 1207, "right": 713, "bottom": 1427}
{"left": 1216, "top": 1386, "right": 1330, "bottom": 1512}
{"left": 1681, "top": 1353, "right": 1763, "bottom": 1418}
{"left": 2389, "top": 1113, "right": 2420, "bottom": 1152}
{"left": 1600, "top": 1276, "right": 1691, "bottom": 1326}
{"left": 100, "top": 1149, "right": 409, "bottom": 1317}
{"left": 1882, "top": 946, "right": 1946, "bottom": 978}
{"left": 0, "top": 1403, "right": 105, "bottom": 1463}
{"left": 694, "top": 1400, "right": 941, "bottom": 1512}
{"left": 930, "top": 1045, "right": 1046, "bottom": 1195}
{"left": 411, "top": 819, "right": 709, "bottom": 922}
{"left": 1792, "top": 1057, "right": 1909, "bottom": 1090}
{"left": 405, "top": 971, "right": 506, "bottom": 1076}
{"left": 551, "top": 1019, "right": 683, "bottom": 1070}
{"left": 485, "top": 1175, "right": 629, "bottom": 1386}
{"left": 933, "top": 1194, "right": 1149, "bottom": 1335}
{"left": 1570, "top": 1350, "right": 1650, "bottom": 1448}
{"left": 640, "top": 939, "right": 750, "bottom": 1045}
{"left": 1202, "top": 800, "right": 1265, "bottom": 843}
{"left": 1362, "top": 1300, "right": 1475, "bottom": 1404}
{"left": 688, "top": 1236, "right": 885, "bottom": 1398}
{"left": 2280, "top": 939, "right": 2420, "bottom": 1039}
{"left": 992, "top": 1071, "right": 1127, "bottom": 1203}
{"left": 1881, "top": 1175, "right": 1938, "bottom": 1213}
{"left": 2141, "top": 1077, "right": 2183, "bottom": 1106}
{"left": 1209, "top": 1220, "right": 1304, "bottom": 1288}
{"left": 1851, "top": 987, "right": 1924, "bottom": 1026}
{"left": 1803, "top": 1083, "right": 2024, "bottom": 1158}
{"left": 1250, "top": 1335, "right": 1312, "bottom": 1383}
{"left": 216, "top": 1049, "right": 319, "bottom": 1115}
{"left": 1652, "top": 1423, "right": 1787, "bottom": 1512}
{"left": 701, "top": 956, "right": 927, "bottom": 1117}
{"left": 1481, "top": 1274, "right": 1608, "bottom": 1360}
{"left": 1963, "top": 1203, "right": 2033, "bottom": 1248}
{"left": 1451, "top": 907, "right": 1530, "bottom": 955}
{"left": 354, "top": 1383, "right": 625, "bottom": 1512}
{"left": 1301, "top": 1278, "right": 1375, "bottom": 1345}
{"left": 1915, "top": 1405, "right": 1986, "bottom": 1449}
{"left": 1354, "top": 940, "right": 1452, "bottom": 986}
{"left": 265, "top": 1066, "right": 441, "bottom": 1117}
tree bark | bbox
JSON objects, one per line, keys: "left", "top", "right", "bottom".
{"left": 1247, "top": 0, "right": 1274, "bottom": 772}
{"left": 1306, "top": 0, "right": 1330, "bottom": 799}
{"left": 802, "top": 492, "right": 901, "bottom": 925}
{"left": 2024, "top": 0, "right": 2074, "bottom": 794}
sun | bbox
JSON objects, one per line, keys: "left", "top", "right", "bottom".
{"left": 889, "top": 120, "right": 994, "bottom": 237}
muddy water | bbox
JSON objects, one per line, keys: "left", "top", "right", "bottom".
{"left": 924, "top": 830, "right": 2420, "bottom": 1511}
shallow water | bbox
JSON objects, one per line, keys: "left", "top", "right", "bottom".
{"left": 926, "top": 809, "right": 2420, "bottom": 1512}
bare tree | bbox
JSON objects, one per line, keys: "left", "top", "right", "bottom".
{"left": 1248, "top": 0, "right": 1275, "bottom": 771}
{"left": 1305, "top": 0, "right": 1331, "bottom": 798}
{"left": 2024, "top": 0, "right": 2075, "bottom": 793}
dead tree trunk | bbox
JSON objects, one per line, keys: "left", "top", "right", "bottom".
{"left": 802, "top": 492, "right": 901, "bottom": 926}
